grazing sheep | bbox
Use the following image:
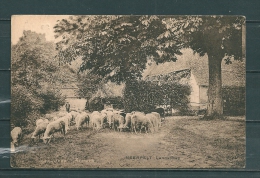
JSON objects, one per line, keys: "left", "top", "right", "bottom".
{"left": 11, "top": 127, "right": 22, "bottom": 148}
{"left": 52, "top": 117, "right": 58, "bottom": 121}
{"left": 30, "top": 121, "right": 49, "bottom": 145}
{"left": 70, "top": 111, "right": 80, "bottom": 123}
{"left": 57, "top": 111, "right": 67, "bottom": 118}
{"left": 55, "top": 113, "right": 73, "bottom": 134}
{"left": 75, "top": 112, "right": 90, "bottom": 130}
{"left": 151, "top": 112, "right": 161, "bottom": 127}
{"left": 45, "top": 114, "right": 57, "bottom": 122}
{"left": 36, "top": 118, "right": 44, "bottom": 126}
{"left": 146, "top": 113, "right": 159, "bottom": 132}
{"left": 122, "top": 113, "right": 133, "bottom": 130}
{"left": 106, "top": 111, "right": 114, "bottom": 129}
{"left": 92, "top": 111, "right": 100, "bottom": 116}
{"left": 131, "top": 112, "right": 152, "bottom": 134}
{"left": 90, "top": 112, "right": 106, "bottom": 130}
{"left": 42, "top": 120, "right": 66, "bottom": 144}
{"left": 101, "top": 109, "right": 108, "bottom": 115}
{"left": 36, "top": 118, "right": 49, "bottom": 126}
{"left": 112, "top": 113, "right": 125, "bottom": 132}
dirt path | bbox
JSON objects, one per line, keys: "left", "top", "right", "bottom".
{"left": 11, "top": 116, "right": 245, "bottom": 168}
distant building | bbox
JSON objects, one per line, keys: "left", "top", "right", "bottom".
{"left": 60, "top": 83, "right": 79, "bottom": 99}
{"left": 60, "top": 83, "right": 88, "bottom": 111}
{"left": 143, "top": 51, "right": 245, "bottom": 115}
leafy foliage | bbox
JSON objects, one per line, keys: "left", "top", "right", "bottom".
{"left": 77, "top": 71, "right": 103, "bottom": 99}
{"left": 88, "top": 97, "right": 104, "bottom": 112}
{"left": 163, "top": 16, "right": 245, "bottom": 62}
{"left": 11, "top": 31, "right": 66, "bottom": 127}
{"left": 38, "top": 88, "right": 66, "bottom": 113}
{"left": 223, "top": 87, "right": 245, "bottom": 116}
{"left": 123, "top": 80, "right": 191, "bottom": 113}
{"left": 54, "top": 16, "right": 184, "bottom": 84}
{"left": 11, "top": 85, "right": 43, "bottom": 127}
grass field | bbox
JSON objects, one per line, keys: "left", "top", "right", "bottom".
{"left": 11, "top": 116, "right": 245, "bottom": 169}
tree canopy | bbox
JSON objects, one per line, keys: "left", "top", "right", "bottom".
{"left": 55, "top": 15, "right": 244, "bottom": 80}
{"left": 54, "top": 15, "right": 245, "bottom": 117}
{"left": 165, "top": 16, "right": 245, "bottom": 63}
{"left": 54, "top": 16, "right": 185, "bottom": 84}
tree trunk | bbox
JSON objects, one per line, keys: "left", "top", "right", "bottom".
{"left": 205, "top": 53, "right": 223, "bottom": 119}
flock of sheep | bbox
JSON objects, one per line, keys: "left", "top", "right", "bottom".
{"left": 10, "top": 108, "right": 164, "bottom": 151}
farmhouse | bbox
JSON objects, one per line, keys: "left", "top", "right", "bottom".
{"left": 60, "top": 83, "right": 87, "bottom": 111}
{"left": 143, "top": 49, "right": 245, "bottom": 115}
{"left": 145, "top": 68, "right": 245, "bottom": 115}
{"left": 60, "top": 83, "right": 79, "bottom": 99}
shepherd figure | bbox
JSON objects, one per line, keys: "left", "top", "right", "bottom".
{"left": 65, "top": 102, "right": 70, "bottom": 113}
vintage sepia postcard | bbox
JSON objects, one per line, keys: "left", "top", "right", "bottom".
{"left": 10, "top": 15, "right": 245, "bottom": 168}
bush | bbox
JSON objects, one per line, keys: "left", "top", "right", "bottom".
{"left": 38, "top": 89, "right": 66, "bottom": 113}
{"left": 11, "top": 85, "right": 43, "bottom": 127}
{"left": 11, "top": 84, "right": 65, "bottom": 128}
{"left": 88, "top": 97, "right": 105, "bottom": 112}
{"left": 223, "top": 87, "right": 245, "bottom": 116}
{"left": 123, "top": 80, "right": 191, "bottom": 114}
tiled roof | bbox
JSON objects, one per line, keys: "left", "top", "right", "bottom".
{"left": 145, "top": 69, "right": 191, "bottom": 85}
{"left": 143, "top": 49, "right": 245, "bottom": 87}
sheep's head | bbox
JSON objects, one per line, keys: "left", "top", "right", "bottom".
{"left": 42, "top": 136, "right": 51, "bottom": 144}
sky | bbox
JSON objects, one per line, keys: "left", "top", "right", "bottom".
{"left": 11, "top": 15, "right": 70, "bottom": 44}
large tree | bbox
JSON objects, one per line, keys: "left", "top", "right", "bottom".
{"left": 164, "top": 16, "right": 245, "bottom": 118}
{"left": 54, "top": 15, "right": 245, "bottom": 118}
